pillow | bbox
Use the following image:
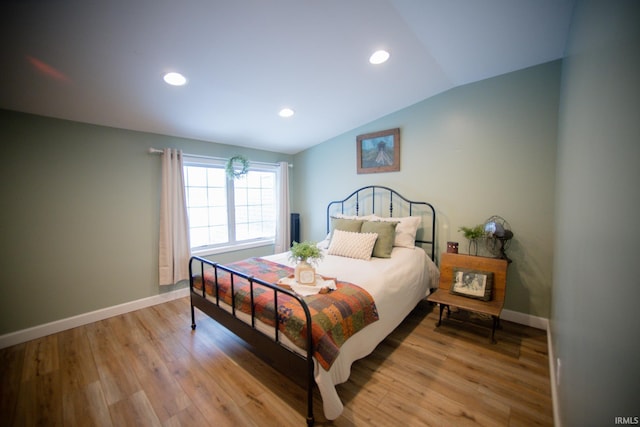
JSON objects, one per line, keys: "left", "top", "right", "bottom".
{"left": 328, "top": 217, "right": 365, "bottom": 244}
{"left": 449, "top": 268, "right": 494, "bottom": 301}
{"left": 318, "top": 233, "right": 332, "bottom": 249}
{"left": 370, "top": 215, "right": 421, "bottom": 248}
{"left": 361, "top": 220, "right": 398, "bottom": 258}
{"left": 330, "top": 217, "right": 365, "bottom": 233}
{"left": 327, "top": 229, "right": 378, "bottom": 260}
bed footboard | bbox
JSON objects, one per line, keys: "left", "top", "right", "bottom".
{"left": 188, "top": 256, "right": 315, "bottom": 426}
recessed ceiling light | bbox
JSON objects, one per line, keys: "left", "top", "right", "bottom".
{"left": 369, "top": 50, "right": 390, "bottom": 65}
{"left": 279, "top": 108, "right": 295, "bottom": 118}
{"left": 163, "top": 72, "right": 187, "bottom": 86}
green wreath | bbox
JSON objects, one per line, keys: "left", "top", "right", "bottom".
{"left": 225, "top": 155, "right": 250, "bottom": 179}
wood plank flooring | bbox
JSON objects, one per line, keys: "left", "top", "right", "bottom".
{"left": 0, "top": 297, "right": 553, "bottom": 426}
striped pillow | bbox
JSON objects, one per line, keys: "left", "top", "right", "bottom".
{"left": 328, "top": 229, "right": 378, "bottom": 260}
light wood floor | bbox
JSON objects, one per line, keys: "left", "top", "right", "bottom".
{"left": 0, "top": 297, "right": 553, "bottom": 426}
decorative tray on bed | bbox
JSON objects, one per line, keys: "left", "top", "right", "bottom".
{"left": 276, "top": 275, "right": 337, "bottom": 296}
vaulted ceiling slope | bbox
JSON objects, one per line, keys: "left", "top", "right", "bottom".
{"left": 0, "top": 0, "right": 575, "bottom": 154}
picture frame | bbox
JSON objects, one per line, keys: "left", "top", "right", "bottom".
{"left": 449, "top": 268, "right": 494, "bottom": 301}
{"left": 356, "top": 128, "right": 400, "bottom": 174}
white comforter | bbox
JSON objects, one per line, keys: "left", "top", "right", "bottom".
{"left": 263, "top": 245, "right": 439, "bottom": 420}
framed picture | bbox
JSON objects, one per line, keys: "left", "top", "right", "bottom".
{"left": 449, "top": 268, "right": 494, "bottom": 301}
{"left": 356, "top": 128, "right": 400, "bottom": 174}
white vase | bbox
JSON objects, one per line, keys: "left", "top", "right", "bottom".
{"left": 294, "top": 260, "right": 316, "bottom": 285}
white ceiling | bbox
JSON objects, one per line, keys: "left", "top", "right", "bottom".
{"left": 0, "top": 0, "right": 575, "bottom": 154}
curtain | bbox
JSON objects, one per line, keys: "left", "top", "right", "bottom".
{"left": 158, "top": 148, "right": 191, "bottom": 285}
{"left": 274, "top": 161, "right": 290, "bottom": 253}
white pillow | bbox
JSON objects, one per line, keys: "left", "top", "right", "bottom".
{"left": 370, "top": 215, "right": 421, "bottom": 248}
{"left": 327, "top": 229, "right": 378, "bottom": 260}
{"left": 318, "top": 233, "right": 332, "bottom": 249}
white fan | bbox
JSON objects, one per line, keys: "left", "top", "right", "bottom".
{"left": 484, "top": 215, "right": 514, "bottom": 263}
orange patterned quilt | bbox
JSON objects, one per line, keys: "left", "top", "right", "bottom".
{"left": 193, "top": 257, "right": 379, "bottom": 369}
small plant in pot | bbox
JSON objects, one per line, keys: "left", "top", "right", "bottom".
{"left": 459, "top": 224, "right": 485, "bottom": 256}
{"left": 289, "top": 241, "right": 323, "bottom": 285}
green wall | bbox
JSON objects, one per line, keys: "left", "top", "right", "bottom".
{"left": 0, "top": 110, "right": 292, "bottom": 335}
{"left": 292, "top": 61, "right": 561, "bottom": 319}
{"left": 552, "top": 1, "right": 640, "bottom": 425}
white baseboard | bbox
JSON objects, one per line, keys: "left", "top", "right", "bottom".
{"left": 0, "top": 287, "right": 190, "bottom": 349}
{"left": 546, "top": 322, "right": 561, "bottom": 427}
{"left": 501, "top": 309, "right": 548, "bottom": 330}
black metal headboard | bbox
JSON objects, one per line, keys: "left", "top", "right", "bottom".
{"left": 326, "top": 185, "right": 436, "bottom": 260}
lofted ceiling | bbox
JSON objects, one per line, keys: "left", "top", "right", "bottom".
{"left": 0, "top": 0, "right": 575, "bottom": 154}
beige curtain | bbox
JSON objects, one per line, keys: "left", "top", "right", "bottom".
{"left": 158, "top": 148, "right": 191, "bottom": 285}
{"left": 274, "top": 161, "right": 290, "bottom": 253}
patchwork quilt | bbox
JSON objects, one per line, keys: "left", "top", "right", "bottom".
{"left": 193, "top": 257, "right": 379, "bottom": 369}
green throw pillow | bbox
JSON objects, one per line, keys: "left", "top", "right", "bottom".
{"left": 361, "top": 221, "right": 398, "bottom": 258}
{"left": 330, "top": 217, "right": 365, "bottom": 234}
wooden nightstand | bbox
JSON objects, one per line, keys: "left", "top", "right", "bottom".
{"left": 427, "top": 252, "right": 508, "bottom": 343}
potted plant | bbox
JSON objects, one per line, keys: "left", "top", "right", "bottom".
{"left": 289, "top": 241, "right": 323, "bottom": 284}
{"left": 459, "top": 224, "right": 485, "bottom": 256}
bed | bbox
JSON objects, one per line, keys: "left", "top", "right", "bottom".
{"left": 189, "top": 185, "right": 439, "bottom": 425}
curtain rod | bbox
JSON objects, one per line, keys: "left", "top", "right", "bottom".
{"left": 148, "top": 147, "right": 292, "bottom": 167}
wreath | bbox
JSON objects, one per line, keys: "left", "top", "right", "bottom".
{"left": 225, "top": 155, "right": 250, "bottom": 179}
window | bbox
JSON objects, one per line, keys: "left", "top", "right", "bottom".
{"left": 183, "top": 157, "right": 277, "bottom": 254}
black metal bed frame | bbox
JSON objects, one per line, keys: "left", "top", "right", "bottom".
{"left": 189, "top": 186, "right": 436, "bottom": 426}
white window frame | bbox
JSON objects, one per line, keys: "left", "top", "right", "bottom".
{"left": 183, "top": 156, "right": 277, "bottom": 256}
